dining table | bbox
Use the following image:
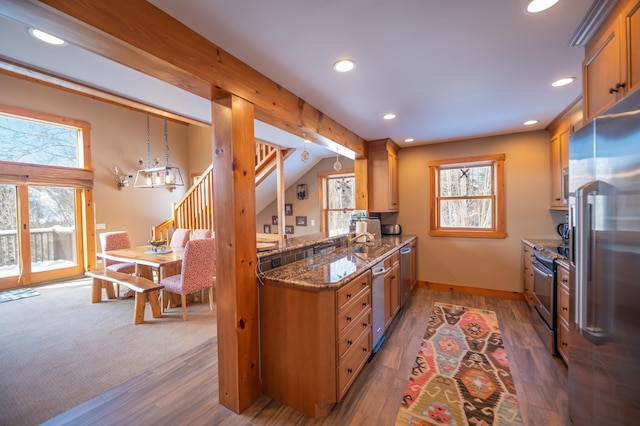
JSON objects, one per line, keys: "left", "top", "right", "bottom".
{"left": 101, "top": 245, "right": 184, "bottom": 282}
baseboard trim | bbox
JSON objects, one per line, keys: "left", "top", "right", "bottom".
{"left": 417, "top": 281, "right": 524, "bottom": 301}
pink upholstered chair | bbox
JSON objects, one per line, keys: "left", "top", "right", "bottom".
{"left": 191, "top": 229, "right": 212, "bottom": 240}
{"left": 160, "top": 238, "right": 216, "bottom": 320}
{"left": 99, "top": 231, "right": 136, "bottom": 297}
{"left": 170, "top": 228, "right": 191, "bottom": 248}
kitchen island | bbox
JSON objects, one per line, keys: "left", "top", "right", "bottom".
{"left": 258, "top": 234, "right": 416, "bottom": 417}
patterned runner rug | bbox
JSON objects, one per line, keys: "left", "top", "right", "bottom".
{"left": 396, "top": 302, "right": 523, "bottom": 425}
{"left": 0, "top": 287, "right": 40, "bottom": 303}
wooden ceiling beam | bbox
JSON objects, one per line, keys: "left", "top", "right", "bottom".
{"left": 0, "top": 0, "right": 367, "bottom": 158}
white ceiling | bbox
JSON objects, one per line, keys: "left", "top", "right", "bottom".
{"left": 146, "top": 0, "right": 593, "bottom": 146}
{"left": 0, "top": 0, "right": 595, "bottom": 148}
{"left": 0, "top": 0, "right": 596, "bottom": 210}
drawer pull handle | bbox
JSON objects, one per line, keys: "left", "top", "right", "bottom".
{"left": 362, "top": 347, "right": 367, "bottom": 352}
{"left": 346, "top": 316, "right": 352, "bottom": 321}
{"left": 362, "top": 302, "right": 367, "bottom": 307}
{"left": 347, "top": 368, "right": 353, "bottom": 374}
{"left": 562, "top": 342, "right": 568, "bottom": 347}
{"left": 362, "top": 281, "right": 367, "bottom": 287}
{"left": 347, "top": 340, "right": 353, "bottom": 346}
{"left": 362, "top": 322, "right": 368, "bottom": 328}
{"left": 346, "top": 293, "right": 351, "bottom": 299}
{"left": 562, "top": 306, "right": 568, "bottom": 311}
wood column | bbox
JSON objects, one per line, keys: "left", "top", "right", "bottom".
{"left": 212, "top": 93, "right": 261, "bottom": 412}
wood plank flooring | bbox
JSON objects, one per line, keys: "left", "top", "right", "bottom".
{"left": 44, "top": 287, "right": 569, "bottom": 425}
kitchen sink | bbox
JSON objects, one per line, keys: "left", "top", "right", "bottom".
{"left": 349, "top": 245, "right": 370, "bottom": 254}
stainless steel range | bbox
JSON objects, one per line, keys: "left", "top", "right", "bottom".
{"left": 531, "top": 246, "right": 558, "bottom": 354}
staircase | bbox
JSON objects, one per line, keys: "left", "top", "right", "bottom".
{"left": 152, "top": 140, "right": 291, "bottom": 241}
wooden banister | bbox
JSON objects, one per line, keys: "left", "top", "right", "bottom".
{"left": 153, "top": 141, "right": 291, "bottom": 241}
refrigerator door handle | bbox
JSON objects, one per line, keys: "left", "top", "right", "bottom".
{"left": 575, "top": 180, "right": 610, "bottom": 345}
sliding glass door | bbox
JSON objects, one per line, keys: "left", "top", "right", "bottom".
{"left": 0, "top": 184, "right": 82, "bottom": 288}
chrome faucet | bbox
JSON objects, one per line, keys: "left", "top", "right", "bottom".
{"left": 348, "top": 232, "right": 375, "bottom": 246}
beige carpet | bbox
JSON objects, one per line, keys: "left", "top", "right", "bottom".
{"left": 0, "top": 278, "right": 217, "bottom": 426}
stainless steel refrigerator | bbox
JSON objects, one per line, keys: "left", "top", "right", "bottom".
{"left": 568, "top": 107, "right": 640, "bottom": 425}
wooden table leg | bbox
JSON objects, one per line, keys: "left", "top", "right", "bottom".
{"left": 91, "top": 278, "right": 103, "bottom": 303}
{"left": 148, "top": 290, "right": 162, "bottom": 319}
{"left": 134, "top": 293, "right": 146, "bottom": 324}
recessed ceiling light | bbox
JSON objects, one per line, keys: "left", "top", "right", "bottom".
{"left": 552, "top": 77, "right": 576, "bottom": 87}
{"left": 404, "top": 138, "right": 415, "bottom": 143}
{"left": 524, "top": 120, "right": 538, "bottom": 126}
{"left": 28, "top": 28, "right": 66, "bottom": 45}
{"left": 383, "top": 113, "right": 396, "bottom": 120}
{"left": 333, "top": 59, "right": 355, "bottom": 73}
{"left": 524, "top": 0, "right": 559, "bottom": 14}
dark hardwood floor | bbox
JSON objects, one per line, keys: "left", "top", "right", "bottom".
{"left": 44, "top": 287, "right": 569, "bottom": 425}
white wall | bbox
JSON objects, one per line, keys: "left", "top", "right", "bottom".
{"left": 397, "top": 131, "right": 566, "bottom": 293}
{"left": 256, "top": 157, "right": 354, "bottom": 237}
{"left": 0, "top": 74, "right": 191, "bottom": 248}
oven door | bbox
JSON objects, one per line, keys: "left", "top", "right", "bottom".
{"left": 532, "top": 259, "right": 554, "bottom": 324}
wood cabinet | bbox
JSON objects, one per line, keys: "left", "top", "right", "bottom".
{"left": 583, "top": 0, "right": 640, "bottom": 121}
{"left": 260, "top": 270, "right": 371, "bottom": 417}
{"left": 367, "top": 138, "right": 399, "bottom": 212}
{"left": 556, "top": 259, "right": 571, "bottom": 364}
{"left": 522, "top": 243, "right": 535, "bottom": 309}
{"left": 546, "top": 98, "right": 582, "bottom": 210}
{"left": 384, "top": 251, "right": 400, "bottom": 329}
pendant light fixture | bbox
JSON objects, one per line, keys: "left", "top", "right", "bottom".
{"left": 333, "top": 149, "right": 342, "bottom": 172}
{"left": 134, "top": 114, "right": 184, "bottom": 190}
{"left": 300, "top": 134, "right": 310, "bottom": 163}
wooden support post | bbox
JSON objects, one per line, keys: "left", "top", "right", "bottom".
{"left": 212, "top": 93, "right": 261, "bottom": 413}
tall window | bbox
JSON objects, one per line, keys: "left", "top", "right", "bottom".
{"left": 0, "top": 105, "right": 92, "bottom": 288}
{"left": 429, "top": 154, "right": 506, "bottom": 238}
{"left": 320, "top": 171, "right": 355, "bottom": 235}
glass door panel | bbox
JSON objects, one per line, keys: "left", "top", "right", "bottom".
{"left": 0, "top": 184, "right": 18, "bottom": 279}
{"left": 28, "top": 186, "right": 78, "bottom": 274}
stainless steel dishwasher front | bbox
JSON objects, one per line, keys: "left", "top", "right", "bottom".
{"left": 371, "top": 260, "right": 387, "bottom": 353}
{"left": 400, "top": 244, "right": 412, "bottom": 307}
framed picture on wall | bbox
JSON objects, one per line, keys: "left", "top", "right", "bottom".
{"left": 263, "top": 224, "right": 271, "bottom": 234}
{"left": 285, "top": 204, "right": 293, "bottom": 216}
{"left": 296, "top": 216, "right": 307, "bottom": 226}
{"left": 285, "top": 225, "right": 294, "bottom": 234}
{"left": 272, "top": 216, "right": 278, "bottom": 225}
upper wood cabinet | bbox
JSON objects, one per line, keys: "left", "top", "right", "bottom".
{"left": 367, "top": 138, "right": 399, "bottom": 212}
{"left": 546, "top": 98, "right": 583, "bottom": 210}
{"left": 583, "top": 0, "right": 640, "bottom": 120}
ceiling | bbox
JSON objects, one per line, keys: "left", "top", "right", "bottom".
{"left": 0, "top": 0, "right": 596, "bottom": 211}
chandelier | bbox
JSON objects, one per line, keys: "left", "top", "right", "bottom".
{"left": 134, "top": 114, "right": 184, "bottom": 190}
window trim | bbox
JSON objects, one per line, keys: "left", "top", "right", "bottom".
{"left": 318, "top": 169, "right": 355, "bottom": 233}
{"left": 428, "top": 154, "right": 506, "bottom": 239}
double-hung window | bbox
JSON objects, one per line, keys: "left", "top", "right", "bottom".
{"left": 429, "top": 154, "right": 506, "bottom": 238}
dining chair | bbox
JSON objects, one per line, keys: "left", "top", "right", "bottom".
{"left": 191, "top": 229, "right": 212, "bottom": 240}
{"left": 99, "top": 231, "right": 136, "bottom": 297}
{"left": 170, "top": 228, "right": 191, "bottom": 248}
{"left": 160, "top": 238, "right": 216, "bottom": 320}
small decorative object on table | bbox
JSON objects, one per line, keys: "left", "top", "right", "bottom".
{"left": 147, "top": 239, "right": 167, "bottom": 252}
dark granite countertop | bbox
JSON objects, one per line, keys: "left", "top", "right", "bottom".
{"left": 259, "top": 235, "right": 416, "bottom": 290}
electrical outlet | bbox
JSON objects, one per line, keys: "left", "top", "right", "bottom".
{"left": 271, "top": 258, "right": 282, "bottom": 268}
{"left": 96, "top": 223, "right": 106, "bottom": 230}
{"left": 311, "top": 219, "right": 315, "bottom": 226}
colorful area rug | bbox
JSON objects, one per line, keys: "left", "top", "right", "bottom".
{"left": 396, "top": 302, "right": 523, "bottom": 426}
{"left": 0, "top": 288, "right": 40, "bottom": 303}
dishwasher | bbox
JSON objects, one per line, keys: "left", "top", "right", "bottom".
{"left": 400, "top": 244, "right": 412, "bottom": 307}
{"left": 371, "top": 260, "right": 387, "bottom": 354}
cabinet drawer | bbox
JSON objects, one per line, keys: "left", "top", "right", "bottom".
{"left": 557, "top": 317, "right": 570, "bottom": 365}
{"left": 558, "top": 282, "right": 570, "bottom": 324}
{"left": 338, "top": 308, "right": 371, "bottom": 359}
{"left": 337, "top": 289, "right": 371, "bottom": 337}
{"left": 384, "top": 251, "right": 399, "bottom": 269}
{"left": 336, "top": 271, "right": 370, "bottom": 312}
{"left": 338, "top": 326, "right": 371, "bottom": 399}
{"left": 557, "top": 264, "right": 570, "bottom": 289}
